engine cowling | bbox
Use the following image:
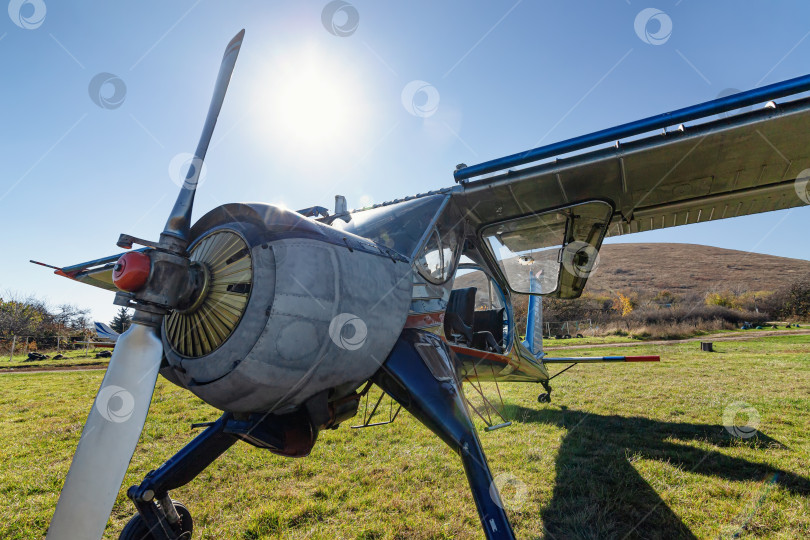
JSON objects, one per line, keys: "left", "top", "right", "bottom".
{"left": 160, "top": 203, "right": 412, "bottom": 413}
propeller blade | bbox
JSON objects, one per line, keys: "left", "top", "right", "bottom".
{"left": 46, "top": 323, "right": 163, "bottom": 540}
{"left": 162, "top": 29, "right": 245, "bottom": 245}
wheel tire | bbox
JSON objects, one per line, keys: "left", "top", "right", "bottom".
{"left": 563, "top": 334, "right": 572, "bottom": 340}
{"left": 537, "top": 393, "right": 551, "bottom": 404}
{"left": 119, "top": 501, "right": 193, "bottom": 539}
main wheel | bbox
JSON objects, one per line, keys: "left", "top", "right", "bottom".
{"left": 119, "top": 501, "right": 193, "bottom": 539}
{"left": 538, "top": 393, "right": 551, "bottom": 403}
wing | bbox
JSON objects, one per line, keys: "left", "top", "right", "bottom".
{"left": 454, "top": 97, "right": 810, "bottom": 234}
{"left": 451, "top": 86, "right": 810, "bottom": 295}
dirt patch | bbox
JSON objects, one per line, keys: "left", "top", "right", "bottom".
{"left": 0, "top": 362, "right": 108, "bottom": 374}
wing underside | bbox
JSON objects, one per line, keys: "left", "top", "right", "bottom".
{"left": 455, "top": 97, "right": 810, "bottom": 236}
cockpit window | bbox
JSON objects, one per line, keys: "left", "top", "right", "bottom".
{"left": 332, "top": 195, "right": 445, "bottom": 259}
{"left": 481, "top": 200, "right": 612, "bottom": 295}
{"left": 414, "top": 226, "right": 459, "bottom": 283}
{"left": 415, "top": 229, "right": 442, "bottom": 281}
{"left": 413, "top": 201, "right": 463, "bottom": 284}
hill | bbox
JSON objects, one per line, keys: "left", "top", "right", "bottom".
{"left": 456, "top": 243, "right": 810, "bottom": 300}
{"left": 587, "top": 243, "right": 810, "bottom": 298}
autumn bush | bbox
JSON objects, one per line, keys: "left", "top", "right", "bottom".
{"left": 761, "top": 275, "right": 810, "bottom": 321}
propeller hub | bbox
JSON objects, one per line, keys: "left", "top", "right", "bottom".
{"left": 113, "top": 251, "right": 151, "bottom": 292}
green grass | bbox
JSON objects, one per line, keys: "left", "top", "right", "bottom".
{"left": 545, "top": 325, "right": 810, "bottom": 347}
{"left": 543, "top": 334, "right": 641, "bottom": 346}
{"left": 0, "top": 336, "right": 808, "bottom": 539}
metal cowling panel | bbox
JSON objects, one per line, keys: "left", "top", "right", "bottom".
{"left": 184, "top": 238, "right": 412, "bottom": 413}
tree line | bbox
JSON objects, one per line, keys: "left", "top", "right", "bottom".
{"left": 0, "top": 292, "right": 134, "bottom": 356}
{"left": 0, "top": 292, "right": 91, "bottom": 342}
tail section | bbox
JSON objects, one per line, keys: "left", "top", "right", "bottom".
{"left": 94, "top": 322, "right": 120, "bottom": 342}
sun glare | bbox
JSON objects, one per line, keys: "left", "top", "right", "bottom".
{"left": 255, "top": 46, "right": 371, "bottom": 164}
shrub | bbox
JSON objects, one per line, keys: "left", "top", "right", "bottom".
{"left": 762, "top": 276, "right": 810, "bottom": 320}
{"left": 613, "top": 292, "right": 636, "bottom": 317}
{"left": 705, "top": 291, "right": 738, "bottom": 309}
{"left": 629, "top": 305, "right": 768, "bottom": 327}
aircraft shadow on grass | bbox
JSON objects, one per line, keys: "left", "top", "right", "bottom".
{"left": 504, "top": 405, "right": 809, "bottom": 540}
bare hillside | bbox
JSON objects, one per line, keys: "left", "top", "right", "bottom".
{"left": 588, "top": 243, "right": 810, "bottom": 296}
{"left": 455, "top": 243, "right": 810, "bottom": 299}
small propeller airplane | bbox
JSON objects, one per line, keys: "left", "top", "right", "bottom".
{"left": 63, "top": 322, "right": 120, "bottom": 350}
{"left": 93, "top": 322, "right": 121, "bottom": 343}
{"left": 32, "top": 30, "right": 810, "bottom": 539}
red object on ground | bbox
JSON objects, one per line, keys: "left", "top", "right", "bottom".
{"left": 625, "top": 355, "right": 660, "bottom": 362}
{"left": 112, "top": 251, "right": 151, "bottom": 292}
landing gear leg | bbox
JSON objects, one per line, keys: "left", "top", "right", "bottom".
{"left": 374, "top": 330, "right": 516, "bottom": 540}
{"left": 538, "top": 380, "right": 552, "bottom": 404}
{"left": 122, "top": 414, "right": 237, "bottom": 540}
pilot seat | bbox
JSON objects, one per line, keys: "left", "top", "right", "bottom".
{"left": 444, "top": 287, "right": 504, "bottom": 353}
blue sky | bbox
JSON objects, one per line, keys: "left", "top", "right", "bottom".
{"left": 2, "top": 0, "right": 810, "bottom": 323}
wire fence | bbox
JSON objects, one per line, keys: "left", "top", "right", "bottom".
{"left": 544, "top": 320, "right": 594, "bottom": 338}
{"left": 0, "top": 335, "right": 101, "bottom": 361}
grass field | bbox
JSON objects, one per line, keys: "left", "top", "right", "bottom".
{"left": 0, "top": 335, "right": 808, "bottom": 539}
{"left": 544, "top": 326, "right": 810, "bottom": 348}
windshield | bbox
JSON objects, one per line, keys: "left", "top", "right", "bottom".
{"left": 333, "top": 195, "right": 445, "bottom": 258}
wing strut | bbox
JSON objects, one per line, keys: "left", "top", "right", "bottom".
{"left": 373, "top": 330, "right": 517, "bottom": 540}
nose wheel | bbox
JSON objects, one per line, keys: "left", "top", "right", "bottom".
{"left": 120, "top": 500, "right": 193, "bottom": 540}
